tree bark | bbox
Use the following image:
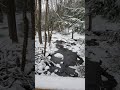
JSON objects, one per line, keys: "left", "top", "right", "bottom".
{"left": 30, "top": 0, "right": 35, "bottom": 40}
{"left": 48, "top": 8, "right": 50, "bottom": 43}
{"left": 7, "top": 0, "right": 18, "bottom": 43}
{"left": 88, "top": 9, "right": 92, "bottom": 31}
{"left": 0, "top": 6, "right": 3, "bottom": 23}
{"left": 21, "top": 0, "right": 29, "bottom": 72}
{"left": 38, "top": 0, "right": 42, "bottom": 44}
{"left": 44, "top": 0, "right": 49, "bottom": 56}
{"left": 49, "top": 23, "right": 53, "bottom": 45}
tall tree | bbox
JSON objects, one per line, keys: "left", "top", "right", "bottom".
{"left": 0, "top": 5, "right": 3, "bottom": 23}
{"left": 35, "top": 0, "right": 42, "bottom": 44}
{"left": 88, "top": 7, "right": 92, "bottom": 31}
{"left": 21, "top": 0, "right": 29, "bottom": 72}
{"left": 47, "top": 2, "right": 50, "bottom": 43}
{"left": 30, "top": 0, "right": 35, "bottom": 40}
{"left": 44, "top": 0, "right": 49, "bottom": 56}
{"left": 7, "top": 0, "right": 18, "bottom": 43}
{"left": 38, "top": 0, "right": 42, "bottom": 44}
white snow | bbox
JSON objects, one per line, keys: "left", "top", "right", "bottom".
{"left": 35, "top": 29, "right": 85, "bottom": 89}
{"left": 54, "top": 53, "right": 64, "bottom": 60}
{"left": 56, "top": 64, "right": 61, "bottom": 68}
{"left": 54, "top": 69, "right": 58, "bottom": 72}
{"left": 35, "top": 75, "right": 85, "bottom": 90}
{"left": 35, "top": 30, "right": 85, "bottom": 75}
{"left": 35, "top": 31, "right": 85, "bottom": 61}
{"left": 45, "top": 66, "right": 50, "bottom": 71}
{"left": 60, "top": 62, "right": 63, "bottom": 64}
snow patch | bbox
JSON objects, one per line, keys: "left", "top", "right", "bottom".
{"left": 56, "top": 64, "right": 61, "bottom": 68}
{"left": 54, "top": 53, "right": 64, "bottom": 60}
{"left": 35, "top": 75, "right": 85, "bottom": 90}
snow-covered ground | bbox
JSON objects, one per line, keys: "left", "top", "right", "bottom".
{"left": 35, "top": 75, "right": 85, "bottom": 90}
{"left": 35, "top": 30, "right": 85, "bottom": 61}
{"left": 35, "top": 31, "right": 85, "bottom": 74}
{"left": 35, "top": 30, "right": 85, "bottom": 89}
{"left": 0, "top": 13, "right": 34, "bottom": 90}
{"left": 86, "top": 31, "right": 120, "bottom": 90}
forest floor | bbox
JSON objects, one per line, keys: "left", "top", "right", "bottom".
{"left": 86, "top": 30, "right": 120, "bottom": 90}
{"left": 0, "top": 13, "right": 34, "bottom": 90}
{"left": 0, "top": 38, "right": 34, "bottom": 90}
{"left": 35, "top": 30, "right": 85, "bottom": 90}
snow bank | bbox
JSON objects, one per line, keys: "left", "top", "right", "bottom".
{"left": 35, "top": 75, "right": 85, "bottom": 90}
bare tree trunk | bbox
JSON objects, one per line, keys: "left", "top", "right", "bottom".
{"left": 48, "top": 6, "right": 50, "bottom": 43}
{"left": 48, "top": 26, "right": 50, "bottom": 43}
{"left": 88, "top": 14, "right": 92, "bottom": 31}
{"left": 21, "top": 0, "right": 29, "bottom": 72}
{"left": 49, "top": 23, "right": 53, "bottom": 45}
{"left": 35, "top": 0, "right": 37, "bottom": 36}
{"left": 0, "top": 6, "right": 3, "bottom": 23}
{"left": 7, "top": 0, "right": 18, "bottom": 43}
{"left": 38, "top": 0, "right": 42, "bottom": 44}
{"left": 88, "top": 9, "right": 92, "bottom": 31}
{"left": 30, "top": 0, "right": 35, "bottom": 40}
{"left": 44, "top": 0, "right": 49, "bottom": 56}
